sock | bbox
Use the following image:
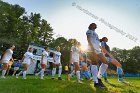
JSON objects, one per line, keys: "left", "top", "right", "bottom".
{"left": 2, "top": 70, "right": 6, "bottom": 77}
{"left": 91, "top": 65, "right": 98, "bottom": 83}
{"left": 70, "top": 71, "right": 74, "bottom": 77}
{"left": 58, "top": 66, "right": 62, "bottom": 77}
{"left": 97, "top": 63, "right": 108, "bottom": 79}
{"left": 85, "top": 71, "right": 90, "bottom": 79}
{"left": 117, "top": 67, "right": 123, "bottom": 79}
{"left": 41, "top": 69, "right": 45, "bottom": 78}
{"left": 80, "top": 71, "right": 84, "bottom": 79}
{"left": 23, "top": 71, "right": 26, "bottom": 79}
{"left": 76, "top": 71, "right": 80, "bottom": 80}
{"left": 36, "top": 71, "right": 41, "bottom": 75}
{"left": 103, "top": 71, "right": 108, "bottom": 80}
{"left": 52, "top": 68, "right": 56, "bottom": 77}
{"left": 17, "top": 71, "right": 23, "bottom": 76}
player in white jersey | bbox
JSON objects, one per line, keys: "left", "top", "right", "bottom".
{"left": 70, "top": 41, "right": 82, "bottom": 83}
{"left": 1, "top": 45, "right": 15, "bottom": 78}
{"left": 35, "top": 47, "right": 49, "bottom": 79}
{"left": 86, "top": 23, "right": 108, "bottom": 88}
{"left": 16, "top": 47, "right": 34, "bottom": 79}
{"left": 52, "top": 46, "right": 62, "bottom": 80}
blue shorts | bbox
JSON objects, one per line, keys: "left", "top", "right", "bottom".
{"left": 0, "top": 64, "right": 2, "bottom": 69}
{"left": 80, "top": 62, "right": 87, "bottom": 67}
{"left": 105, "top": 56, "right": 113, "bottom": 63}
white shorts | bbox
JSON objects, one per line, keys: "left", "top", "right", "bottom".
{"left": 54, "top": 61, "right": 61, "bottom": 65}
{"left": 94, "top": 49, "right": 102, "bottom": 55}
{"left": 14, "top": 67, "right": 19, "bottom": 70}
{"left": 41, "top": 61, "right": 47, "bottom": 65}
{"left": 72, "top": 57, "right": 79, "bottom": 63}
{"left": 1, "top": 60, "right": 9, "bottom": 64}
{"left": 22, "top": 61, "right": 30, "bottom": 65}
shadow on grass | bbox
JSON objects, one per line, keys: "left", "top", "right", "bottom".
{"left": 106, "top": 82, "right": 121, "bottom": 88}
{"left": 95, "top": 87, "right": 109, "bottom": 93}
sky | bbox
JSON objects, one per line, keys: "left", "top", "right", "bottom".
{"left": 4, "top": 0, "right": 140, "bottom": 50}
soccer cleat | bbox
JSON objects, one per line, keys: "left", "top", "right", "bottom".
{"left": 23, "top": 77, "right": 27, "bottom": 80}
{"left": 58, "top": 77, "right": 62, "bottom": 80}
{"left": 98, "top": 78, "right": 106, "bottom": 88}
{"left": 12, "top": 74, "right": 15, "bottom": 77}
{"left": 90, "top": 78, "right": 93, "bottom": 81}
{"left": 118, "top": 78, "right": 129, "bottom": 84}
{"left": 105, "top": 80, "right": 109, "bottom": 83}
{"left": 35, "top": 73, "right": 38, "bottom": 76}
{"left": 94, "top": 83, "right": 100, "bottom": 88}
{"left": 77, "top": 80, "right": 83, "bottom": 83}
{"left": 52, "top": 77, "right": 55, "bottom": 80}
{"left": 16, "top": 74, "right": 19, "bottom": 78}
{"left": 1, "top": 76, "right": 6, "bottom": 79}
{"left": 41, "top": 77, "right": 44, "bottom": 80}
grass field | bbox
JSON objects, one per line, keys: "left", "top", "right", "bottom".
{"left": 0, "top": 75, "right": 140, "bottom": 93}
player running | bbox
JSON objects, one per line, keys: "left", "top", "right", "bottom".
{"left": 70, "top": 41, "right": 82, "bottom": 83}
{"left": 100, "top": 37, "right": 127, "bottom": 83}
{"left": 16, "top": 47, "right": 34, "bottom": 79}
{"left": 86, "top": 23, "right": 108, "bottom": 88}
{"left": 35, "top": 47, "right": 49, "bottom": 79}
{"left": 51, "top": 46, "right": 62, "bottom": 80}
{"left": 0, "top": 45, "right": 15, "bottom": 78}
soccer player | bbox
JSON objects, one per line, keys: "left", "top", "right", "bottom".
{"left": 52, "top": 46, "right": 62, "bottom": 80}
{"left": 36, "top": 47, "right": 49, "bottom": 79}
{"left": 12, "top": 60, "right": 22, "bottom": 76}
{"left": 86, "top": 23, "right": 108, "bottom": 88}
{"left": 80, "top": 52, "right": 91, "bottom": 80}
{"left": 70, "top": 41, "right": 82, "bottom": 83}
{"left": 100, "top": 37, "right": 127, "bottom": 83}
{"left": 6, "top": 59, "right": 13, "bottom": 75}
{"left": 16, "top": 47, "right": 34, "bottom": 79}
{"left": 1, "top": 45, "right": 15, "bottom": 78}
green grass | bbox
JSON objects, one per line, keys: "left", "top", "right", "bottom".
{"left": 0, "top": 75, "right": 140, "bottom": 93}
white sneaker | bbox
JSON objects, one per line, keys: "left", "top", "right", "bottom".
{"left": 12, "top": 74, "right": 15, "bottom": 77}
{"left": 1, "top": 76, "right": 6, "bottom": 79}
{"left": 16, "top": 74, "right": 19, "bottom": 78}
{"left": 35, "top": 73, "right": 38, "bottom": 76}
{"left": 118, "top": 78, "right": 129, "bottom": 84}
{"left": 77, "top": 80, "right": 83, "bottom": 83}
{"left": 23, "top": 77, "right": 27, "bottom": 79}
{"left": 41, "top": 77, "right": 44, "bottom": 80}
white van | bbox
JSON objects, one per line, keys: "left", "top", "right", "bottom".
{"left": 27, "top": 43, "right": 55, "bottom": 74}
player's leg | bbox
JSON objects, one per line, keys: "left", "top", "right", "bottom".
{"left": 111, "top": 59, "right": 125, "bottom": 82}
{"left": 57, "top": 63, "right": 62, "bottom": 80}
{"left": 22, "top": 64, "right": 28, "bottom": 79}
{"left": 40, "top": 64, "right": 46, "bottom": 79}
{"left": 1, "top": 63, "right": 8, "bottom": 78}
{"left": 103, "top": 71, "right": 109, "bottom": 83}
{"left": 12, "top": 67, "right": 19, "bottom": 76}
{"left": 88, "top": 52, "right": 99, "bottom": 87}
{"left": 52, "top": 63, "right": 56, "bottom": 79}
{"left": 74, "top": 62, "right": 81, "bottom": 83}
{"left": 97, "top": 53, "right": 108, "bottom": 79}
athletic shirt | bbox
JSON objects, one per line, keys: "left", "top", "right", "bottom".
{"left": 71, "top": 46, "right": 79, "bottom": 59}
{"left": 101, "top": 42, "right": 110, "bottom": 57}
{"left": 54, "top": 51, "right": 61, "bottom": 63}
{"left": 42, "top": 50, "right": 49, "bottom": 62}
{"left": 65, "top": 65, "right": 68, "bottom": 71}
{"left": 2, "top": 49, "right": 13, "bottom": 61}
{"left": 23, "top": 51, "right": 33, "bottom": 63}
{"left": 86, "top": 30, "right": 100, "bottom": 52}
